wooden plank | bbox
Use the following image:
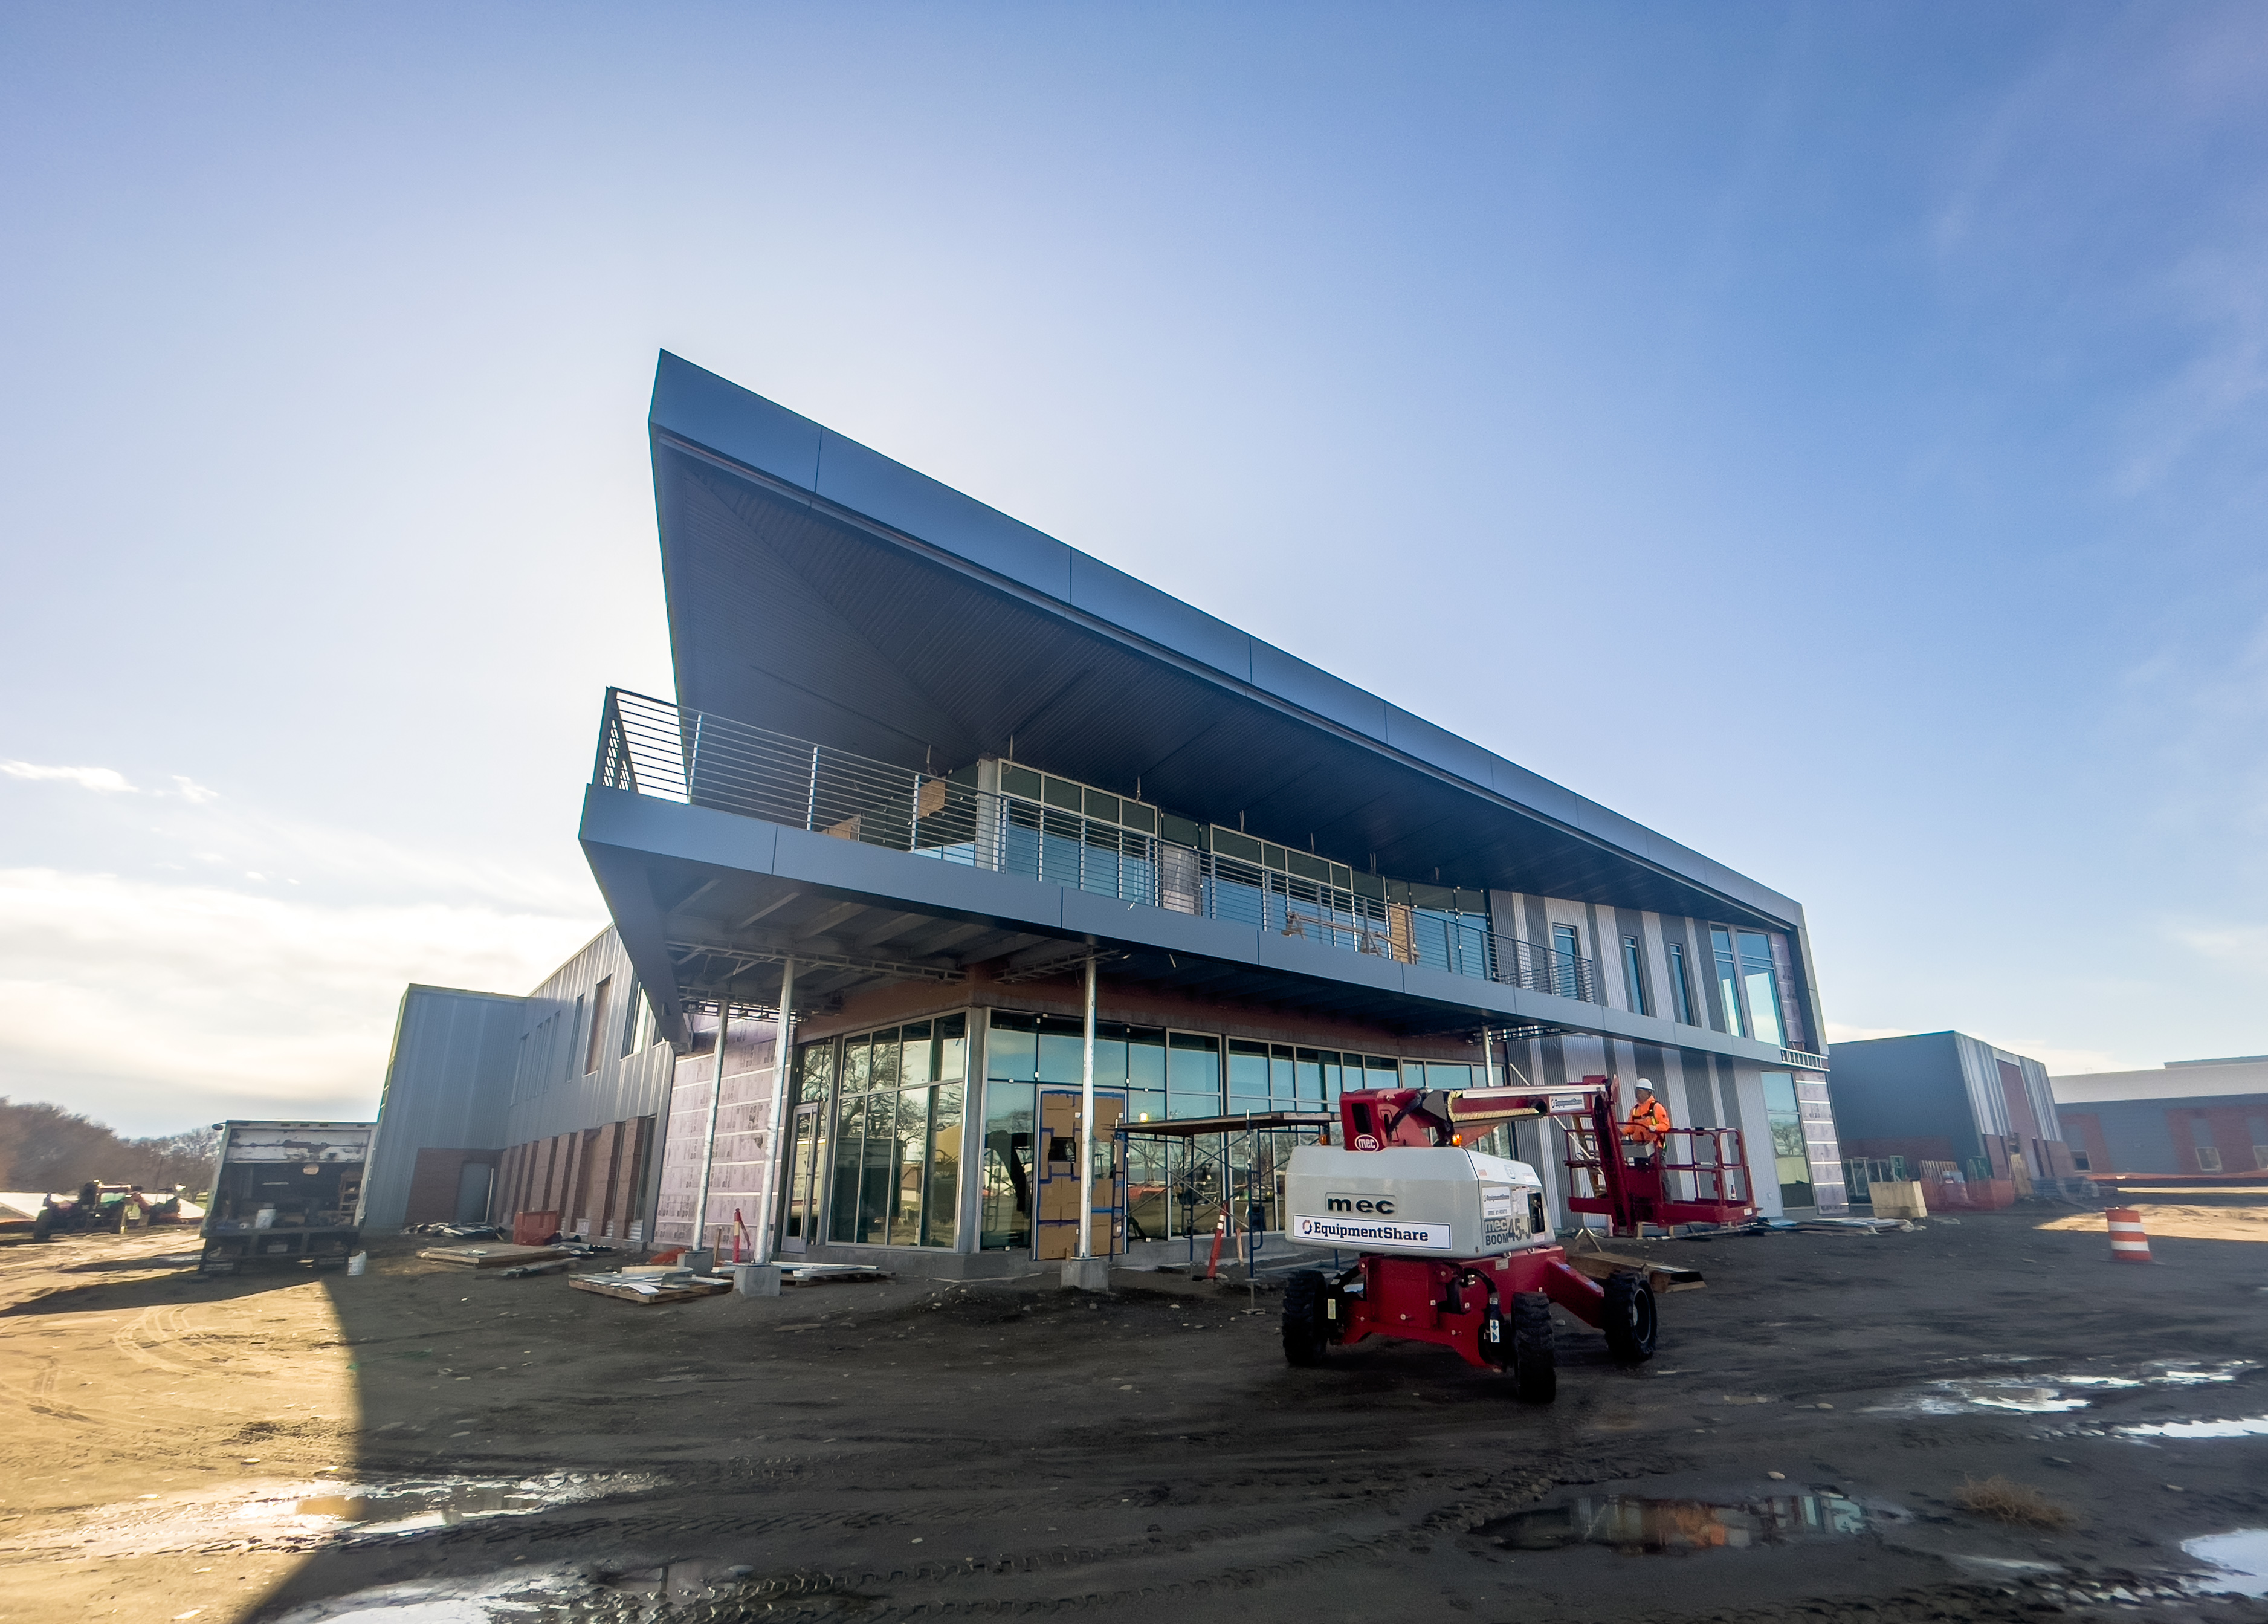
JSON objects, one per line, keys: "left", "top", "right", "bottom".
{"left": 1564, "top": 1250, "right": 1705, "bottom": 1291}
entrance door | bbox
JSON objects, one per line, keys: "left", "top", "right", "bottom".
{"left": 781, "top": 1104, "right": 822, "bottom": 1255}
{"left": 1035, "top": 1090, "right": 1127, "bottom": 1260}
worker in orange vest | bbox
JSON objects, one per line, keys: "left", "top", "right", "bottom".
{"left": 1622, "top": 1079, "right": 1670, "bottom": 1167}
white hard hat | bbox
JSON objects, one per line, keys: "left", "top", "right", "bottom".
{"left": 1635, "top": 1078, "right": 1656, "bottom": 1092}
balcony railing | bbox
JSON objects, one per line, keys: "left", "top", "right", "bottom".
{"left": 596, "top": 688, "right": 1598, "bottom": 1002}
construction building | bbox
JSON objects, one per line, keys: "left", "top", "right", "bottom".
{"left": 1823, "top": 1030, "right": 2089, "bottom": 1203}
{"left": 2051, "top": 1056, "right": 2268, "bottom": 1176}
{"left": 361, "top": 352, "right": 1847, "bottom": 1267}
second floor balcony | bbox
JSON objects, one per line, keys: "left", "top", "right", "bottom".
{"left": 596, "top": 688, "right": 1601, "bottom": 1003}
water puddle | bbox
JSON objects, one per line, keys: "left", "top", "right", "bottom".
{"left": 2124, "top": 1416, "right": 2268, "bottom": 1440}
{"left": 2185, "top": 1530, "right": 2268, "bottom": 1598}
{"left": 1877, "top": 1359, "right": 2255, "bottom": 1417}
{"left": 68, "top": 1472, "right": 661, "bottom": 1556}
{"left": 1478, "top": 1491, "right": 1868, "bottom": 1554}
{"left": 271, "top": 1559, "right": 766, "bottom": 1623}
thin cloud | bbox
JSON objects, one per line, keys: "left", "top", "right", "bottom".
{"left": 2, "top": 760, "right": 138, "bottom": 793}
{"left": 0, "top": 867, "right": 602, "bottom": 1131}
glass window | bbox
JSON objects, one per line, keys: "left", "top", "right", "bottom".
{"left": 1128, "top": 1027, "right": 1167, "bottom": 1121}
{"left": 980, "top": 1078, "right": 1035, "bottom": 1250}
{"left": 585, "top": 977, "right": 613, "bottom": 1073}
{"left": 1037, "top": 1024, "right": 1086, "bottom": 1085}
{"left": 1736, "top": 932, "right": 1785, "bottom": 1047}
{"left": 1620, "top": 937, "right": 1650, "bottom": 1016}
{"left": 1270, "top": 1046, "right": 1296, "bottom": 1108}
{"left": 619, "top": 979, "right": 644, "bottom": 1057}
{"left": 927, "top": 1081, "right": 962, "bottom": 1247}
{"left": 1551, "top": 924, "right": 1583, "bottom": 998}
{"left": 830, "top": 1090, "right": 867, "bottom": 1243}
{"left": 1228, "top": 1040, "right": 1271, "bottom": 1111}
{"left": 890, "top": 1085, "right": 928, "bottom": 1244}
{"left": 1667, "top": 943, "right": 1695, "bottom": 1025}
{"left": 1760, "top": 1071, "right": 1812, "bottom": 1208}
{"left": 987, "top": 1013, "right": 1037, "bottom": 1082}
{"left": 1169, "top": 1031, "right": 1223, "bottom": 1118}
{"left": 899, "top": 1021, "right": 932, "bottom": 1087}
{"left": 870, "top": 1025, "right": 902, "bottom": 1090}
{"left": 936, "top": 1012, "right": 966, "bottom": 1081}
{"left": 856, "top": 1088, "right": 897, "bottom": 1243}
{"left": 795, "top": 1039, "right": 835, "bottom": 1106}
{"left": 1710, "top": 928, "right": 1744, "bottom": 1037}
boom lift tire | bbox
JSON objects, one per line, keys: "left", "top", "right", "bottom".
{"left": 1600, "top": 1272, "right": 1658, "bottom": 1363}
{"left": 1281, "top": 1270, "right": 1330, "bottom": 1367}
{"left": 1510, "top": 1290, "right": 1556, "bottom": 1402}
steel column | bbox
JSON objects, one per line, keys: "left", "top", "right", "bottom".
{"left": 1078, "top": 953, "right": 1097, "bottom": 1260}
{"left": 757, "top": 957, "right": 796, "bottom": 1265}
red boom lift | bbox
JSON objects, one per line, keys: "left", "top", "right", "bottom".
{"left": 1281, "top": 1075, "right": 1756, "bottom": 1400}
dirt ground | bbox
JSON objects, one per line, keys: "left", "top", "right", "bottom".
{"left": 3, "top": 1209, "right": 2266, "bottom": 1624}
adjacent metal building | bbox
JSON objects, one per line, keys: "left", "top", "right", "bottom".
{"left": 2051, "top": 1056, "right": 2268, "bottom": 1176}
{"left": 1824, "top": 1030, "right": 2085, "bottom": 1199}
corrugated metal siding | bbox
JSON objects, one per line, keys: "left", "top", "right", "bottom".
{"left": 503, "top": 929, "right": 679, "bottom": 1149}
{"left": 360, "top": 986, "right": 528, "bottom": 1229}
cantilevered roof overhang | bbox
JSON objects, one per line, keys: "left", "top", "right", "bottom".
{"left": 644, "top": 352, "right": 1803, "bottom": 930}
{"left": 580, "top": 352, "right": 1815, "bottom": 1061}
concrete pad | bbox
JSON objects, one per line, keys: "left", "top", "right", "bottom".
{"left": 1061, "top": 1257, "right": 1111, "bottom": 1292}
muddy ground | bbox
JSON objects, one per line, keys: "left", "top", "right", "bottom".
{"left": 2, "top": 1207, "right": 2265, "bottom": 1624}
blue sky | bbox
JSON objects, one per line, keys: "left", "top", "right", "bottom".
{"left": 3, "top": 4, "right": 2263, "bottom": 1133}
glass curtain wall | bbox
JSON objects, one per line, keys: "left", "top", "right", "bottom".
{"left": 977, "top": 1018, "right": 1420, "bottom": 1251}
{"left": 981, "top": 1014, "right": 1177, "bottom": 1250}
{"left": 827, "top": 1015, "right": 966, "bottom": 1248}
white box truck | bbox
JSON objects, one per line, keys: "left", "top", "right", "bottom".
{"left": 196, "top": 1120, "right": 373, "bottom": 1274}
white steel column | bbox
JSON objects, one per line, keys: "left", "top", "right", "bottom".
{"left": 691, "top": 1005, "right": 728, "bottom": 1252}
{"left": 755, "top": 957, "right": 796, "bottom": 1265}
{"left": 1077, "top": 953, "right": 1097, "bottom": 1260}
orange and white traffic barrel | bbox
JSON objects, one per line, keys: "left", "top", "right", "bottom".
{"left": 2106, "top": 1207, "right": 2151, "bottom": 1263}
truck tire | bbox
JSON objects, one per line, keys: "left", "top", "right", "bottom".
{"left": 1511, "top": 1291, "right": 1555, "bottom": 1402}
{"left": 1282, "top": 1270, "right": 1329, "bottom": 1367}
{"left": 1601, "top": 1272, "right": 1658, "bottom": 1362}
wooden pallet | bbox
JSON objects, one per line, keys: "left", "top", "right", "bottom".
{"left": 570, "top": 1272, "right": 732, "bottom": 1304}
{"left": 417, "top": 1243, "right": 572, "bottom": 1269}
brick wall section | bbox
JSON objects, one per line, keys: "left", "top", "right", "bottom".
{"left": 496, "top": 1115, "right": 656, "bottom": 1240}
{"left": 402, "top": 1148, "right": 500, "bottom": 1226}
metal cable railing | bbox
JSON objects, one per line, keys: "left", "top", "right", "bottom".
{"left": 596, "top": 688, "right": 1601, "bottom": 1000}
